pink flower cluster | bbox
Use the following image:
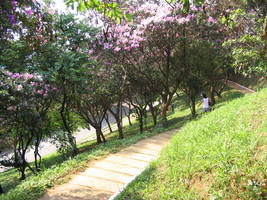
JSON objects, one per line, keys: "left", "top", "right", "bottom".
{"left": 3, "top": 70, "right": 58, "bottom": 96}
{"left": 102, "top": 3, "right": 198, "bottom": 52}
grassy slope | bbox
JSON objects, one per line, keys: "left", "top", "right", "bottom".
{"left": 117, "top": 88, "right": 267, "bottom": 200}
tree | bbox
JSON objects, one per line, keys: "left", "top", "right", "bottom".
{"left": 0, "top": 70, "right": 56, "bottom": 179}
{"left": 104, "top": 5, "right": 197, "bottom": 126}
{"left": 34, "top": 13, "right": 99, "bottom": 156}
{"left": 126, "top": 70, "right": 158, "bottom": 133}
{"left": 75, "top": 66, "right": 111, "bottom": 144}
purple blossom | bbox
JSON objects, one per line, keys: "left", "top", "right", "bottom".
{"left": 177, "top": 17, "right": 188, "bottom": 24}
{"left": 35, "top": 13, "right": 41, "bottom": 19}
{"left": 4, "top": 71, "right": 13, "bottom": 76}
{"left": 7, "top": 106, "right": 16, "bottom": 111}
{"left": 30, "top": 81, "right": 36, "bottom": 87}
{"left": 47, "top": 9, "right": 55, "bottom": 15}
{"left": 25, "top": 7, "right": 34, "bottom": 16}
{"left": 35, "top": 90, "right": 43, "bottom": 95}
{"left": 7, "top": 14, "right": 16, "bottom": 25}
{"left": 164, "top": 16, "right": 175, "bottom": 22}
{"left": 88, "top": 49, "right": 94, "bottom": 55}
{"left": 16, "top": 84, "right": 23, "bottom": 91}
{"left": 103, "top": 43, "right": 110, "bottom": 49}
{"left": 114, "top": 47, "right": 121, "bottom": 52}
{"left": 11, "top": 0, "right": 18, "bottom": 7}
{"left": 190, "top": 5, "right": 198, "bottom": 11}
{"left": 52, "top": 87, "right": 59, "bottom": 91}
{"left": 208, "top": 16, "right": 216, "bottom": 24}
{"left": 186, "top": 14, "right": 195, "bottom": 21}
{"left": 122, "top": 38, "right": 128, "bottom": 44}
{"left": 124, "top": 46, "right": 131, "bottom": 51}
{"left": 23, "top": 73, "right": 34, "bottom": 80}
{"left": 12, "top": 73, "right": 21, "bottom": 79}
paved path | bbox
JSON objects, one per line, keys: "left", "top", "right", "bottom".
{"left": 225, "top": 80, "right": 255, "bottom": 94}
{"left": 39, "top": 128, "right": 178, "bottom": 200}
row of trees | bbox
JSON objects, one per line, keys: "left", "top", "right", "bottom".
{"left": 0, "top": 0, "right": 266, "bottom": 190}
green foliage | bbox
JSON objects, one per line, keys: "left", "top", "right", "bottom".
{"left": 166, "top": 0, "right": 204, "bottom": 12}
{"left": 117, "top": 88, "right": 267, "bottom": 200}
{"left": 64, "top": 0, "right": 131, "bottom": 23}
{"left": 223, "top": 35, "right": 267, "bottom": 76}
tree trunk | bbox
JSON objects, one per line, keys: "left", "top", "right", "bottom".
{"left": 20, "top": 169, "right": 26, "bottom": 180}
{"left": 149, "top": 103, "right": 157, "bottom": 126}
{"left": 215, "top": 83, "right": 226, "bottom": 98}
{"left": 124, "top": 105, "right": 132, "bottom": 126}
{"left": 108, "top": 103, "right": 124, "bottom": 139}
{"left": 66, "top": 131, "right": 77, "bottom": 157}
{"left": 171, "top": 104, "right": 175, "bottom": 112}
{"left": 160, "top": 92, "right": 175, "bottom": 127}
{"left": 0, "top": 184, "right": 3, "bottom": 194}
{"left": 116, "top": 116, "right": 124, "bottom": 139}
{"left": 139, "top": 113, "right": 144, "bottom": 133}
{"left": 34, "top": 147, "right": 42, "bottom": 171}
{"left": 19, "top": 151, "right": 27, "bottom": 180}
{"left": 104, "top": 113, "right": 113, "bottom": 133}
{"left": 34, "top": 132, "right": 42, "bottom": 171}
{"left": 161, "top": 102, "right": 168, "bottom": 127}
{"left": 190, "top": 95, "right": 196, "bottom": 117}
{"left": 99, "top": 129, "right": 106, "bottom": 143}
{"left": 95, "top": 127, "right": 103, "bottom": 144}
{"left": 127, "top": 114, "right": 132, "bottom": 126}
{"left": 60, "top": 90, "right": 77, "bottom": 156}
{"left": 210, "top": 82, "right": 216, "bottom": 106}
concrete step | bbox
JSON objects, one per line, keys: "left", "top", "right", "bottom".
{"left": 104, "top": 155, "right": 149, "bottom": 169}
{"left": 40, "top": 183, "right": 113, "bottom": 200}
{"left": 92, "top": 160, "right": 143, "bottom": 176}
{"left": 80, "top": 167, "right": 132, "bottom": 184}
{"left": 70, "top": 174, "right": 123, "bottom": 193}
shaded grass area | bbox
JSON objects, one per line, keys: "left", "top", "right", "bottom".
{"left": 116, "top": 88, "right": 267, "bottom": 200}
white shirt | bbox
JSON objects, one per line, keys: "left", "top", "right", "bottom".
{"left": 203, "top": 98, "right": 209, "bottom": 108}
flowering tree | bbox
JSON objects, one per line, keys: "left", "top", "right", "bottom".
{"left": 0, "top": 70, "right": 57, "bottom": 179}
{"left": 33, "top": 13, "right": 99, "bottom": 156}
{"left": 98, "top": 3, "right": 202, "bottom": 125}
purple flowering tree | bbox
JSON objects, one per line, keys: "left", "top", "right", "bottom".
{"left": 0, "top": 70, "right": 57, "bottom": 179}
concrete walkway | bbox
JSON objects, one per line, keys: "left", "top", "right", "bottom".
{"left": 39, "top": 128, "right": 179, "bottom": 200}
{"left": 225, "top": 80, "right": 255, "bottom": 94}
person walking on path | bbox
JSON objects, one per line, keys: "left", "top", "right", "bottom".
{"left": 201, "top": 93, "right": 210, "bottom": 112}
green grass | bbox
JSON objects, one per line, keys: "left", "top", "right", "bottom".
{"left": 116, "top": 88, "right": 267, "bottom": 200}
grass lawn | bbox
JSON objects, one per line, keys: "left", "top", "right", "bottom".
{"left": 116, "top": 88, "right": 267, "bottom": 200}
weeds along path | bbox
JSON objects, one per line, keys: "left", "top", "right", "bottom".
{"left": 39, "top": 128, "right": 180, "bottom": 200}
